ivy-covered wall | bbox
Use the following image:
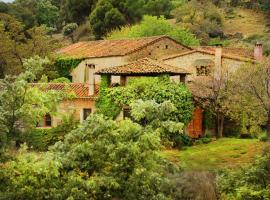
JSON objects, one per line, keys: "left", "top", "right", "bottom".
{"left": 95, "top": 75, "right": 121, "bottom": 119}
{"left": 55, "top": 57, "right": 84, "bottom": 80}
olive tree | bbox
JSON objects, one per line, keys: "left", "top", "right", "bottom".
{"left": 225, "top": 58, "right": 270, "bottom": 137}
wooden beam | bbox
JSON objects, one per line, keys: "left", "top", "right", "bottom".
{"left": 120, "top": 75, "right": 127, "bottom": 86}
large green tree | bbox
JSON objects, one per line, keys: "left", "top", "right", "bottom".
{"left": 36, "top": 0, "right": 59, "bottom": 28}
{"left": 90, "top": 0, "right": 174, "bottom": 39}
{"left": 224, "top": 58, "right": 270, "bottom": 137}
{"left": 0, "top": 13, "right": 58, "bottom": 77}
{"left": 0, "top": 56, "right": 64, "bottom": 147}
{"left": 107, "top": 15, "right": 200, "bottom": 46}
{"left": 61, "top": 0, "right": 97, "bottom": 24}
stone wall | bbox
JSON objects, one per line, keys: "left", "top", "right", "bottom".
{"left": 164, "top": 51, "right": 247, "bottom": 81}
{"left": 71, "top": 37, "right": 190, "bottom": 86}
{"left": 127, "top": 37, "right": 189, "bottom": 61}
{"left": 52, "top": 98, "right": 96, "bottom": 126}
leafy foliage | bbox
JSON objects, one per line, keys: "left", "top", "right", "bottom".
{"left": 107, "top": 76, "right": 194, "bottom": 124}
{"left": 54, "top": 57, "right": 83, "bottom": 79}
{"left": 20, "top": 114, "right": 78, "bottom": 151}
{"left": 224, "top": 57, "right": 270, "bottom": 137}
{"left": 62, "top": 23, "right": 78, "bottom": 43}
{"left": 107, "top": 15, "right": 200, "bottom": 46}
{"left": 36, "top": 0, "right": 59, "bottom": 28}
{"left": 0, "top": 13, "right": 58, "bottom": 77}
{"left": 0, "top": 114, "right": 176, "bottom": 199}
{"left": 95, "top": 75, "right": 121, "bottom": 119}
{"left": 173, "top": 0, "right": 224, "bottom": 44}
{"left": 0, "top": 56, "right": 66, "bottom": 148}
{"left": 218, "top": 149, "right": 270, "bottom": 200}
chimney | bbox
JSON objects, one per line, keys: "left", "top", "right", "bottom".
{"left": 214, "top": 46, "right": 222, "bottom": 80}
{"left": 254, "top": 42, "right": 263, "bottom": 61}
{"left": 86, "top": 63, "right": 95, "bottom": 96}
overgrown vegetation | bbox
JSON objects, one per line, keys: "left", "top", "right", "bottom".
{"left": 0, "top": 113, "right": 178, "bottom": 200}
{"left": 218, "top": 147, "right": 270, "bottom": 200}
{"left": 106, "top": 76, "right": 194, "bottom": 124}
{"left": 107, "top": 15, "right": 200, "bottom": 46}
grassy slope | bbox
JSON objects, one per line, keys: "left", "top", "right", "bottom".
{"left": 163, "top": 138, "right": 269, "bottom": 171}
{"left": 223, "top": 8, "right": 269, "bottom": 37}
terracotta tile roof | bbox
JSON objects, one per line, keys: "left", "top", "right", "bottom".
{"left": 31, "top": 83, "right": 98, "bottom": 99}
{"left": 57, "top": 36, "right": 186, "bottom": 59}
{"left": 162, "top": 47, "right": 255, "bottom": 62}
{"left": 95, "top": 58, "right": 190, "bottom": 75}
{"left": 198, "top": 46, "right": 254, "bottom": 59}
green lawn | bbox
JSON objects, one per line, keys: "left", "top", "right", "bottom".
{"left": 163, "top": 138, "right": 269, "bottom": 171}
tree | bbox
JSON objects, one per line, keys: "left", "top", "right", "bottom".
{"left": 0, "top": 56, "right": 64, "bottom": 146}
{"left": 60, "top": 0, "right": 97, "bottom": 24}
{"left": 0, "top": 113, "right": 176, "bottom": 199}
{"left": 0, "top": 14, "right": 58, "bottom": 77}
{"left": 189, "top": 58, "right": 229, "bottom": 138}
{"left": 107, "top": 15, "right": 200, "bottom": 46}
{"left": 106, "top": 76, "right": 194, "bottom": 124}
{"left": 143, "top": 0, "right": 173, "bottom": 18}
{"left": 172, "top": 0, "right": 224, "bottom": 44}
{"left": 36, "top": 0, "right": 59, "bottom": 28}
{"left": 225, "top": 58, "right": 270, "bottom": 137}
{"left": 62, "top": 23, "right": 78, "bottom": 43}
{"left": 90, "top": 0, "right": 126, "bottom": 39}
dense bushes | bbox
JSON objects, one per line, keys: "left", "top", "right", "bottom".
{"left": 107, "top": 76, "right": 194, "bottom": 124}
{"left": 107, "top": 15, "right": 200, "bottom": 46}
{"left": 218, "top": 149, "right": 270, "bottom": 200}
{"left": 0, "top": 114, "right": 177, "bottom": 200}
{"left": 19, "top": 115, "right": 78, "bottom": 151}
{"left": 95, "top": 75, "right": 121, "bottom": 119}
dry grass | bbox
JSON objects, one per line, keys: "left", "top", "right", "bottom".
{"left": 224, "top": 8, "right": 269, "bottom": 37}
{"left": 163, "top": 138, "right": 269, "bottom": 171}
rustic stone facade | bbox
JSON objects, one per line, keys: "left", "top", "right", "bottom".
{"left": 51, "top": 98, "right": 95, "bottom": 127}
{"left": 163, "top": 51, "right": 247, "bottom": 82}
{"left": 71, "top": 37, "right": 190, "bottom": 86}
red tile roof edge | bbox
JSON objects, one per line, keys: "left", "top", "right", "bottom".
{"left": 30, "top": 83, "right": 98, "bottom": 99}
{"left": 162, "top": 48, "right": 256, "bottom": 62}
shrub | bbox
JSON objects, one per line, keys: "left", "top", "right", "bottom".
{"left": 260, "top": 135, "right": 270, "bottom": 142}
{"left": 20, "top": 114, "right": 78, "bottom": 151}
{"left": 51, "top": 77, "right": 71, "bottom": 83}
{"left": 218, "top": 151, "right": 270, "bottom": 200}
{"left": 107, "top": 15, "right": 200, "bottom": 46}
{"left": 107, "top": 76, "right": 194, "bottom": 124}
{"left": 0, "top": 114, "right": 177, "bottom": 200}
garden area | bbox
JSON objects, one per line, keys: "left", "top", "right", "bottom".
{"left": 163, "top": 138, "right": 269, "bottom": 170}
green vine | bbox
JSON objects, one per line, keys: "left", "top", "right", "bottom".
{"left": 95, "top": 75, "right": 121, "bottom": 119}
{"left": 55, "top": 57, "right": 84, "bottom": 80}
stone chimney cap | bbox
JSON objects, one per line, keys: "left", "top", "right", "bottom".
{"left": 255, "top": 42, "right": 262, "bottom": 46}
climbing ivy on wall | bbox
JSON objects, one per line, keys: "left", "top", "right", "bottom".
{"left": 95, "top": 75, "right": 121, "bottom": 119}
{"left": 54, "top": 57, "right": 84, "bottom": 79}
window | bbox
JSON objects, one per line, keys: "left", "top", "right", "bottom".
{"left": 45, "top": 114, "right": 52, "bottom": 127}
{"left": 165, "top": 45, "right": 168, "bottom": 49}
{"left": 37, "top": 114, "right": 52, "bottom": 127}
{"left": 83, "top": 108, "right": 92, "bottom": 120}
{"left": 123, "top": 108, "right": 131, "bottom": 119}
{"left": 87, "top": 64, "right": 95, "bottom": 69}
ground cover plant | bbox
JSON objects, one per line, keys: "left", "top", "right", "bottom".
{"left": 162, "top": 138, "right": 268, "bottom": 171}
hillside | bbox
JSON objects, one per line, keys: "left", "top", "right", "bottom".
{"left": 223, "top": 8, "right": 269, "bottom": 37}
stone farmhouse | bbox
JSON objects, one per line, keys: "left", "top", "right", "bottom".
{"left": 39, "top": 36, "right": 263, "bottom": 138}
